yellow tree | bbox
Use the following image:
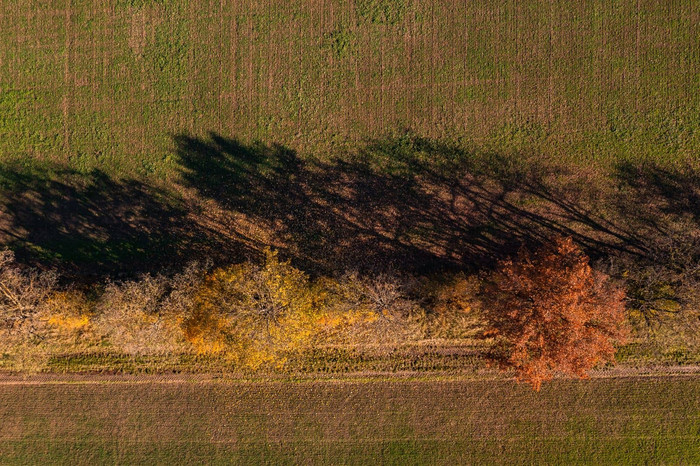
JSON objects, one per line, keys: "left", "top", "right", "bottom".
{"left": 182, "top": 249, "right": 322, "bottom": 369}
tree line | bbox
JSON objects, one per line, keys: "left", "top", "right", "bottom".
{"left": 1, "top": 236, "right": 698, "bottom": 390}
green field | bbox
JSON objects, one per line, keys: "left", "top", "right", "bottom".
{"left": 1, "top": 0, "right": 699, "bottom": 276}
{"left": 0, "top": 375, "right": 699, "bottom": 464}
{"left": 2, "top": 0, "right": 698, "bottom": 177}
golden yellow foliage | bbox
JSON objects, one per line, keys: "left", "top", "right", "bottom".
{"left": 182, "top": 249, "right": 327, "bottom": 369}
{"left": 182, "top": 304, "right": 229, "bottom": 355}
{"left": 42, "top": 291, "right": 93, "bottom": 337}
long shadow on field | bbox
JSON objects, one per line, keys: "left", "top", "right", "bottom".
{"left": 1, "top": 135, "right": 696, "bottom": 278}
{"left": 174, "top": 132, "right": 683, "bottom": 274}
{"left": 611, "top": 161, "right": 700, "bottom": 266}
{"left": 0, "top": 164, "right": 240, "bottom": 278}
{"left": 614, "top": 161, "right": 700, "bottom": 232}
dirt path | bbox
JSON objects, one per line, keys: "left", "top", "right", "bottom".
{"left": 0, "top": 364, "right": 699, "bottom": 385}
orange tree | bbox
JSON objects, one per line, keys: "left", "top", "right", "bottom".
{"left": 482, "top": 237, "right": 629, "bottom": 390}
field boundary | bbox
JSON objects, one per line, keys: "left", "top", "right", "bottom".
{"left": 1, "top": 364, "right": 699, "bottom": 386}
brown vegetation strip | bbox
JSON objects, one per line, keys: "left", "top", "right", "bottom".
{"left": 0, "top": 367, "right": 699, "bottom": 385}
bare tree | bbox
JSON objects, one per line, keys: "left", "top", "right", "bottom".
{"left": 0, "top": 250, "right": 58, "bottom": 342}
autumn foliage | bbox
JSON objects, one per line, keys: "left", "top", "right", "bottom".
{"left": 482, "top": 237, "right": 629, "bottom": 390}
{"left": 0, "top": 244, "right": 638, "bottom": 378}
{"left": 182, "top": 249, "right": 349, "bottom": 369}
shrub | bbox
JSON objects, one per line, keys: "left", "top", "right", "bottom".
{"left": 41, "top": 290, "right": 94, "bottom": 344}
{"left": 482, "top": 237, "right": 629, "bottom": 391}
{"left": 605, "top": 233, "right": 700, "bottom": 335}
{"left": 334, "top": 272, "right": 417, "bottom": 319}
{"left": 95, "top": 274, "right": 184, "bottom": 355}
{"left": 308, "top": 276, "right": 380, "bottom": 346}
{"left": 321, "top": 272, "right": 422, "bottom": 346}
{"left": 417, "top": 274, "right": 484, "bottom": 340}
{"left": 603, "top": 233, "right": 700, "bottom": 358}
{"left": 162, "top": 260, "right": 211, "bottom": 316}
{"left": 0, "top": 249, "right": 58, "bottom": 346}
{"left": 0, "top": 249, "right": 59, "bottom": 371}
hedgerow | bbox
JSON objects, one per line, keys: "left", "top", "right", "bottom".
{"left": 0, "top": 239, "right": 694, "bottom": 388}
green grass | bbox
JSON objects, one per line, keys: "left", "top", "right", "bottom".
{"left": 0, "top": 376, "right": 698, "bottom": 464}
{"left": 1, "top": 1, "right": 698, "bottom": 279}
{"left": 1, "top": 0, "right": 698, "bottom": 179}
{"left": 37, "top": 344, "right": 488, "bottom": 374}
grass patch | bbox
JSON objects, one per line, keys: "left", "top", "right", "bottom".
{"left": 0, "top": 377, "right": 698, "bottom": 464}
{"left": 1, "top": 0, "right": 698, "bottom": 177}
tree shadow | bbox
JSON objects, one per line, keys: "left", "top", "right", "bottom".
{"left": 2, "top": 132, "right": 695, "bottom": 279}
{"left": 614, "top": 161, "right": 700, "bottom": 231}
{"left": 0, "top": 163, "right": 245, "bottom": 279}
{"left": 611, "top": 160, "right": 700, "bottom": 265}
{"left": 175, "top": 131, "right": 686, "bottom": 275}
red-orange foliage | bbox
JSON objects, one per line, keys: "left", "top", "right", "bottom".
{"left": 483, "top": 237, "right": 629, "bottom": 391}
